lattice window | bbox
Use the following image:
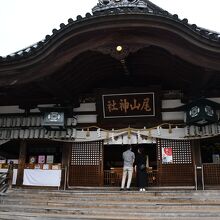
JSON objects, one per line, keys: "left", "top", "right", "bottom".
{"left": 71, "top": 141, "right": 102, "bottom": 166}
{"left": 157, "top": 139, "right": 194, "bottom": 186}
{"left": 157, "top": 139, "right": 192, "bottom": 164}
{"left": 69, "top": 141, "right": 103, "bottom": 186}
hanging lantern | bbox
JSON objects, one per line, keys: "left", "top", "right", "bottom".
{"left": 39, "top": 106, "right": 74, "bottom": 130}
{"left": 175, "top": 98, "right": 220, "bottom": 126}
{"left": 186, "top": 99, "right": 218, "bottom": 126}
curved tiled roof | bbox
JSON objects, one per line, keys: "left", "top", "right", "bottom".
{"left": 0, "top": 0, "right": 219, "bottom": 63}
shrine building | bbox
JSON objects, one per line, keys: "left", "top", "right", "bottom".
{"left": 0, "top": 0, "right": 220, "bottom": 189}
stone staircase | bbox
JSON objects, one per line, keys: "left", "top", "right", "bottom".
{"left": 1, "top": 188, "right": 220, "bottom": 220}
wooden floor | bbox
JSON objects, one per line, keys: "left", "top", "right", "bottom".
{"left": 1, "top": 188, "right": 220, "bottom": 219}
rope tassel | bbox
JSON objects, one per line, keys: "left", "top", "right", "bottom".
{"left": 86, "top": 128, "right": 90, "bottom": 137}
{"left": 169, "top": 124, "right": 172, "bottom": 134}
{"left": 128, "top": 128, "right": 131, "bottom": 139}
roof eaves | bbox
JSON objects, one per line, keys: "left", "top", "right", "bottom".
{"left": 0, "top": 1, "right": 220, "bottom": 63}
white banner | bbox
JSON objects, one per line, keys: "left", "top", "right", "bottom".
{"left": 23, "top": 169, "right": 61, "bottom": 187}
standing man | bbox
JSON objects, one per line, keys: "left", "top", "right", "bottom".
{"left": 120, "top": 145, "right": 135, "bottom": 191}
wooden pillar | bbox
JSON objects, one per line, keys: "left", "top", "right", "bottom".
{"left": 60, "top": 142, "right": 71, "bottom": 190}
{"left": 7, "top": 161, "right": 14, "bottom": 189}
{"left": 192, "top": 140, "right": 203, "bottom": 189}
{"left": 100, "top": 142, "right": 104, "bottom": 187}
{"left": 16, "top": 140, "right": 27, "bottom": 186}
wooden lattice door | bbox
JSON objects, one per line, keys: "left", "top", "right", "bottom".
{"left": 157, "top": 139, "right": 195, "bottom": 186}
{"left": 68, "top": 141, "right": 103, "bottom": 186}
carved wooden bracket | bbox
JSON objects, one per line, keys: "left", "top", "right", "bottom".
{"left": 93, "top": 43, "right": 147, "bottom": 60}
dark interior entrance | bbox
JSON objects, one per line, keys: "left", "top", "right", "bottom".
{"left": 200, "top": 137, "right": 220, "bottom": 186}
{"left": 104, "top": 144, "right": 157, "bottom": 169}
{"left": 104, "top": 144, "right": 157, "bottom": 187}
{"left": 0, "top": 140, "right": 20, "bottom": 169}
{"left": 0, "top": 140, "right": 20, "bottom": 159}
{"left": 201, "top": 137, "right": 220, "bottom": 164}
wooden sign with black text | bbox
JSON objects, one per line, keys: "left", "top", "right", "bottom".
{"left": 102, "top": 93, "right": 155, "bottom": 118}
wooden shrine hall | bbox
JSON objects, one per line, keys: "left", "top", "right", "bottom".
{"left": 0, "top": 0, "right": 220, "bottom": 189}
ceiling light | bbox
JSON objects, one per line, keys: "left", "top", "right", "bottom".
{"left": 116, "top": 45, "right": 123, "bottom": 52}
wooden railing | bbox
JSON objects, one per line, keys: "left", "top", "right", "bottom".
{"left": 158, "top": 164, "right": 195, "bottom": 186}
{"left": 203, "top": 163, "right": 220, "bottom": 186}
{"left": 104, "top": 168, "right": 123, "bottom": 186}
{"left": 147, "top": 169, "right": 158, "bottom": 187}
{"left": 0, "top": 172, "right": 9, "bottom": 194}
{"left": 104, "top": 168, "right": 158, "bottom": 187}
{"left": 0, "top": 162, "right": 13, "bottom": 195}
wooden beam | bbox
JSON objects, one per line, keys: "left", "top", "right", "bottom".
{"left": 35, "top": 80, "right": 74, "bottom": 103}
{"left": 192, "top": 140, "right": 203, "bottom": 190}
{"left": 16, "top": 140, "right": 27, "bottom": 186}
{"left": 60, "top": 143, "right": 71, "bottom": 190}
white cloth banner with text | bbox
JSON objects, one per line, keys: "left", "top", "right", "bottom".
{"left": 23, "top": 169, "right": 61, "bottom": 187}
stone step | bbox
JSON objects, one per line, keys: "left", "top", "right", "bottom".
{"left": 0, "top": 209, "right": 220, "bottom": 220}
{"left": 3, "top": 192, "right": 220, "bottom": 203}
{"left": 9, "top": 189, "right": 220, "bottom": 198}
{"left": 2, "top": 197, "right": 220, "bottom": 206}
{"left": 0, "top": 212, "right": 219, "bottom": 220}
{"left": 7, "top": 189, "right": 220, "bottom": 198}
{"left": 1, "top": 203, "right": 220, "bottom": 213}
{"left": 1, "top": 189, "right": 220, "bottom": 219}
{"left": 10, "top": 188, "right": 220, "bottom": 194}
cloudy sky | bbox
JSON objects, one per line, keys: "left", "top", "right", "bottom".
{"left": 0, "top": 0, "right": 220, "bottom": 56}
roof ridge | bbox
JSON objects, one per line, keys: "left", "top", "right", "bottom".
{"left": 92, "top": 0, "right": 149, "bottom": 13}
{"left": 142, "top": 0, "right": 165, "bottom": 13}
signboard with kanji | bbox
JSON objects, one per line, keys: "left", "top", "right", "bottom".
{"left": 102, "top": 93, "right": 155, "bottom": 118}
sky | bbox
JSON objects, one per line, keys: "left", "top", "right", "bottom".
{"left": 0, "top": 0, "right": 220, "bottom": 56}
